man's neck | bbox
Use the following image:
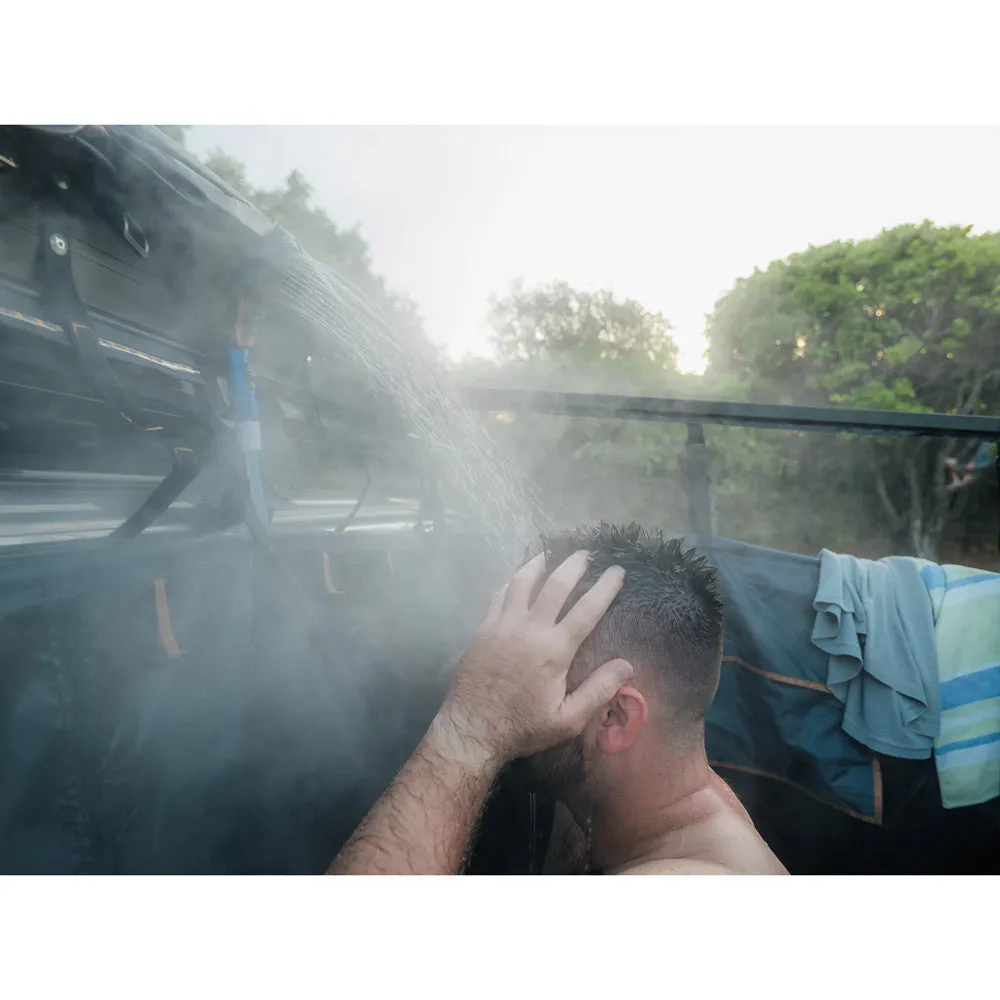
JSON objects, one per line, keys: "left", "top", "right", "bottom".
{"left": 570, "top": 742, "right": 720, "bottom": 873}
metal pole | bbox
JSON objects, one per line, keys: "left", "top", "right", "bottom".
{"left": 462, "top": 386, "right": 1000, "bottom": 440}
{"left": 686, "top": 422, "right": 713, "bottom": 546}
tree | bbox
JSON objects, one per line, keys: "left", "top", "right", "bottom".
{"left": 489, "top": 280, "right": 678, "bottom": 370}
{"left": 459, "top": 282, "right": 697, "bottom": 528}
{"left": 707, "top": 222, "right": 1000, "bottom": 558}
{"left": 469, "top": 280, "right": 817, "bottom": 542}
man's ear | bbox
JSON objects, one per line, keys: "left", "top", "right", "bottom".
{"left": 594, "top": 682, "right": 648, "bottom": 755}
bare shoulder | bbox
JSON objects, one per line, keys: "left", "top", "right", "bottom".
{"left": 615, "top": 859, "right": 736, "bottom": 875}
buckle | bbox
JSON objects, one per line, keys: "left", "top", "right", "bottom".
{"left": 122, "top": 213, "right": 149, "bottom": 257}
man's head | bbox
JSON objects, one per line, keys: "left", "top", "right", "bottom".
{"left": 514, "top": 522, "right": 724, "bottom": 802}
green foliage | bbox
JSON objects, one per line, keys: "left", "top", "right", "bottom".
{"left": 708, "top": 222, "right": 1000, "bottom": 417}
{"left": 489, "top": 280, "right": 678, "bottom": 370}
{"left": 468, "top": 278, "right": 893, "bottom": 549}
{"left": 463, "top": 283, "right": 693, "bottom": 528}
{"left": 706, "top": 222, "right": 1000, "bottom": 558}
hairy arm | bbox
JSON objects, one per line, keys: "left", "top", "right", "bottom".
{"left": 329, "top": 551, "right": 627, "bottom": 876}
{"left": 328, "top": 714, "right": 499, "bottom": 875}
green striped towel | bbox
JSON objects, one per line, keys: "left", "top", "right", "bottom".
{"left": 914, "top": 560, "right": 1000, "bottom": 808}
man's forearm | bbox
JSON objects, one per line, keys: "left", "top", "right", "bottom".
{"left": 328, "top": 713, "right": 501, "bottom": 875}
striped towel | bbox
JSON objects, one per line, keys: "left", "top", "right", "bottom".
{"left": 917, "top": 561, "right": 1000, "bottom": 809}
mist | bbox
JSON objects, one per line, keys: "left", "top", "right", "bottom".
{"left": 2, "top": 124, "right": 1000, "bottom": 875}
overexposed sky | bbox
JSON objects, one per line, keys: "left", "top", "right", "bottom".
{"left": 189, "top": 126, "right": 1000, "bottom": 373}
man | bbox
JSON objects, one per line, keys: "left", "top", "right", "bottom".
{"left": 330, "top": 523, "right": 786, "bottom": 875}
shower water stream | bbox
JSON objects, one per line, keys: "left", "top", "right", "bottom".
{"left": 277, "top": 249, "right": 568, "bottom": 873}
{"left": 279, "top": 251, "right": 552, "bottom": 565}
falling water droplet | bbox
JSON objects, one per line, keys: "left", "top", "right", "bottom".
{"left": 583, "top": 805, "right": 593, "bottom": 875}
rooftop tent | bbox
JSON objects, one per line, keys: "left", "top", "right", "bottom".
{"left": 0, "top": 125, "right": 498, "bottom": 873}
{"left": 0, "top": 125, "right": 417, "bottom": 489}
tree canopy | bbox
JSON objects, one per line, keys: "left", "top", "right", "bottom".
{"left": 706, "top": 222, "right": 1000, "bottom": 558}
{"left": 708, "top": 222, "right": 1000, "bottom": 417}
{"left": 489, "top": 280, "right": 677, "bottom": 370}
{"left": 467, "top": 281, "right": 695, "bottom": 529}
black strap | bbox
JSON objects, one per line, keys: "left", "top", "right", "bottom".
{"left": 335, "top": 466, "right": 372, "bottom": 534}
{"left": 33, "top": 199, "right": 224, "bottom": 541}
{"left": 108, "top": 446, "right": 202, "bottom": 541}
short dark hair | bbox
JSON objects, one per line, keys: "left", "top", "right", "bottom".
{"left": 539, "top": 522, "right": 724, "bottom": 725}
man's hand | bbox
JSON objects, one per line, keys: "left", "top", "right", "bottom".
{"left": 329, "top": 549, "right": 628, "bottom": 874}
{"left": 437, "top": 549, "right": 632, "bottom": 766}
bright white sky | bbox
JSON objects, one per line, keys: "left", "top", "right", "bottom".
{"left": 189, "top": 126, "right": 1000, "bottom": 374}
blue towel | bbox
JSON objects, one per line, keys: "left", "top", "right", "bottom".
{"left": 811, "top": 551, "right": 940, "bottom": 759}
{"left": 917, "top": 562, "right": 1000, "bottom": 808}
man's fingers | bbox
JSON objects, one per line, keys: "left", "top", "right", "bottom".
{"left": 530, "top": 549, "right": 591, "bottom": 623}
{"left": 561, "top": 659, "right": 634, "bottom": 732}
{"left": 505, "top": 553, "right": 547, "bottom": 613}
{"left": 560, "top": 565, "right": 625, "bottom": 643}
